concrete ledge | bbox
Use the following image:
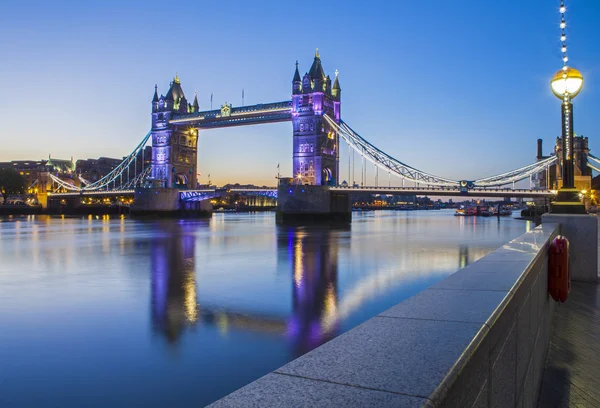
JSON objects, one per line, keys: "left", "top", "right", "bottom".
{"left": 208, "top": 223, "right": 560, "bottom": 407}
{"left": 208, "top": 373, "right": 428, "bottom": 407}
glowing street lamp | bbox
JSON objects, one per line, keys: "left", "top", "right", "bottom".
{"left": 551, "top": 67, "right": 583, "bottom": 99}
{"left": 550, "top": 2, "right": 586, "bottom": 214}
{"left": 550, "top": 67, "right": 585, "bottom": 213}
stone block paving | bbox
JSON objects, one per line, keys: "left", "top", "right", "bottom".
{"left": 537, "top": 282, "right": 600, "bottom": 407}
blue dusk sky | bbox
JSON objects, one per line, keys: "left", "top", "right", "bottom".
{"left": 0, "top": 0, "right": 599, "bottom": 186}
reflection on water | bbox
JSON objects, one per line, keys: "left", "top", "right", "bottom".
{"left": 150, "top": 223, "right": 342, "bottom": 356}
{"left": 151, "top": 222, "right": 199, "bottom": 343}
{"left": 0, "top": 211, "right": 530, "bottom": 407}
{"left": 285, "top": 227, "right": 341, "bottom": 356}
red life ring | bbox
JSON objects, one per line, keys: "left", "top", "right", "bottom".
{"left": 548, "top": 235, "right": 570, "bottom": 303}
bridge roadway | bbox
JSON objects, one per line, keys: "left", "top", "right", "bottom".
{"left": 48, "top": 186, "right": 556, "bottom": 200}
{"left": 331, "top": 186, "right": 556, "bottom": 198}
{"left": 221, "top": 186, "right": 556, "bottom": 199}
{"left": 49, "top": 190, "right": 135, "bottom": 197}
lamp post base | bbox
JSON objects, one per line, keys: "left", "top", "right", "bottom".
{"left": 551, "top": 188, "right": 587, "bottom": 214}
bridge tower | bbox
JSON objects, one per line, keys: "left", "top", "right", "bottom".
{"left": 151, "top": 76, "right": 199, "bottom": 188}
{"left": 292, "top": 51, "right": 342, "bottom": 186}
{"left": 552, "top": 134, "right": 591, "bottom": 191}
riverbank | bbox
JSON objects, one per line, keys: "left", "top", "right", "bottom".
{"left": 0, "top": 205, "right": 44, "bottom": 216}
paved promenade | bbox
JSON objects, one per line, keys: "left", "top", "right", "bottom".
{"left": 537, "top": 282, "right": 600, "bottom": 407}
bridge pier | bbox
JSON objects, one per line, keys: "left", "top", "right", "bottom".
{"left": 131, "top": 187, "right": 211, "bottom": 218}
{"left": 276, "top": 179, "right": 351, "bottom": 224}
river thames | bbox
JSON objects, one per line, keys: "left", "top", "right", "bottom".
{"left": 0, "top": 210, "right": 531, "bottom": 407}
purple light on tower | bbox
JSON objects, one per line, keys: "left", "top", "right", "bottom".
{"left": 291, "top": 50, "right": 341, "bottom": 186}
{"left": 150, "top": 76, "right": 199, "bottom": 189}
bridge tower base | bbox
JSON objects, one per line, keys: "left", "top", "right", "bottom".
{"left": 276, "top": 180, "right": 351, "bottom": 224}
{"left": 131, "top": 187, "right": 212, "bottom": 218}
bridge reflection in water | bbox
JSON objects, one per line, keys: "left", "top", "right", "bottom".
{"left": 149, "top": 222, "right": 341, "bottom": 355}
{"left": 150, "top": 221, "right": 200, "bottom": 343}
{"left": 149, "top": 219, "right": 491, "bottom": 356}
{"left": 284, "top": 228, "right": 340, "bottom": 355}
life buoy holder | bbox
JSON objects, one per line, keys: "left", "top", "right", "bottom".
{"left": 548, "top": 235, "right": 570, "bottom": 303}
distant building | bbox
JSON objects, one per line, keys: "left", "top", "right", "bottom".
{"left": 46, "top": 156, "right": 76, "bottom": 174}
{"left": 0, "top": 157, "right": 76, "bottom": 205}
{"left": 76, "top": 157, "right": 122, "bottom": 184}
{"left": 535, "top": 136, "right": 590, "bottom": 190}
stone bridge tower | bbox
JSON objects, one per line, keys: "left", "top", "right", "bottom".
{"left": 151, "top": 76, "right": 200, "bottom": 188}
{"left": 291, "top": 51, "right": 342, "bottom": 186}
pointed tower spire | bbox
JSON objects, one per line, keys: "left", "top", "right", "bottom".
{"left": 333, "top": 69, "right": 341, "bottom": 89}
{"left": 309, "top": 49, "right": 326, "bottom": 80}
{"left": 152, "top": 84, "right": 159, "bottom": 103}
{"left": 332, "top": 69, "right": 341, "bottom": 100}
{"left": 292, "top": 60, "right": 302, "bottom": 94}
{"left": 293, "top": 60, "right": 301, "bottom": 82}
{"left": 193, "top": 91, "right": 199, "bottom": 111}
{"left": 165, "top": 74, "right": 185, "bottom": 109}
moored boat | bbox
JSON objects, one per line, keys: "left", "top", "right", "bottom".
{"left": 480, "top": 206, "right": 497, "bottom": 216}
{"left": 455, "top": 206, "right": 477, "bottom": 216}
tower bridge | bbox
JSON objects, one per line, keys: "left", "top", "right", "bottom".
{"left": 149, "top": 52, "right": 341, "bottom": 190}
{"left": 45, "top": 50, "right": 595, "bottom": 219}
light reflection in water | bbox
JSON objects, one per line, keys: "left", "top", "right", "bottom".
{"left": 147, "top": 215, "right": 515, "bottom": 353}
{"left": 150, "top": 222, "right": 199, "bottom": 343}
{"left": 285, "top": 227, "right": 340, "bottom": 355}
{"left": 0, "top": 211, "right": 531, "bottom": 407}
{"left": 150, "top": 223, "right": 342, "bottom": 354}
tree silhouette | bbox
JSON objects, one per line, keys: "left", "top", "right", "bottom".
{"left": 0, "top": 168, "right": 26, "bottom": 204}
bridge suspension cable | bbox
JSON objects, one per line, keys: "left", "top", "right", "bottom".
{"left": 48, "top": 131, "right": 152, "bottom": 192}
{"left": 471, "top": 155, "right": 557, "bottom": 188}
{"left": 588, "top": 162, "right": 600, "bottom": 174}
{"left": 115, "top": 166, "right": 151, "bottom": 190}
{"left": 326, "top": 115, "right": 558, "bottom": 189}
{"left": 324, "top": 115, "right": 460, "bottom": 187}
{"left": 49, "top": 174, "right": 81, "bottom": 192}
{"left": 587, "top": 153, "right": 600, "bottom": 166}
{"left": 78, "top": 175, "right": 91, "bottom": 186}
{"left": 83, "top": 131, "right": 151, "bottom": 190}
{"left": 587, "top": 154, "right": 600, "bottom": 173}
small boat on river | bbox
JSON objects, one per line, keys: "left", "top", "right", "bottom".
{"left": 455, "top": 206, "right": 477, "bottom": 216}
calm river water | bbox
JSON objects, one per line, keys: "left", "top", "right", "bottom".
{"left": 0, "top": 210, "right": 531, "bottom": 407}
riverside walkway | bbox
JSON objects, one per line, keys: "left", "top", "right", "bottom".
{"left": 538, "top": 281, "right": 600, "bottom": 407}
{"left": 538, "top": 216, "right": 600, "bottom": 408}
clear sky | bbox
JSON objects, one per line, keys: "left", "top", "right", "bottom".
{"left": 1, "top": 0, "right": 599, "bottom": 186}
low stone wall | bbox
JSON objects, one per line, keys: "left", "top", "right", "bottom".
{"left": 208, "top": 223, "right": 559, "bottom": 407}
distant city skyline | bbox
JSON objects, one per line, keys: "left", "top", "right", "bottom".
{"left": 1, "top": 0, "right": 599, "bottom": 186}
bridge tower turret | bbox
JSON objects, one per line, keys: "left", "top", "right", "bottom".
{"left": 292, "top": 61, "right": 302, "bottom": 95}
{"left": 150, "top": 75, "right": 198, "bottom": 189}
{"left": 291, "top": 50, "right": 341, "bottom": 186}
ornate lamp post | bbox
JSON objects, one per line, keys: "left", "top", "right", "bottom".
{"left": 550, "top": 1, "right": 586, "bottom": 214}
